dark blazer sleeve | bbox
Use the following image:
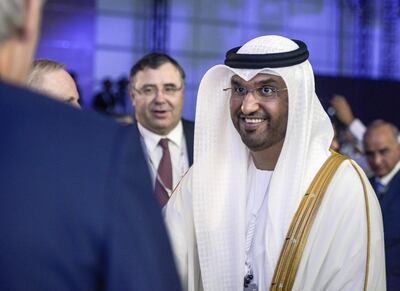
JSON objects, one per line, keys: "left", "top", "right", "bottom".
{"left": 0, "top": 82, "right": 181, "bottom": 291}
{"left": 104, "top": 127, "right": 182, "bottom": 290}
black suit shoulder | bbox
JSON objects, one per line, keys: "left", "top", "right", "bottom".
{"left": 0, "top": 82, "right": 181, "bottom": 291}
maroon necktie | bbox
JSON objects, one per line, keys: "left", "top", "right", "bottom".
{"left": 154, "top": 138, "right": 172, "bottom": 207}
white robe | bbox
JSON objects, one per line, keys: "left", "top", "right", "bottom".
{"left": 164, "top": 158, "right": 386, "bottom": 291}
{"left": 164, "top": 36, "right": 386, "bottom": 291}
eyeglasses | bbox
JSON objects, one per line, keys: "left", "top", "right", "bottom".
{"left": 223, "top": 85, "right": 287, "bottom": 100}
{"left": 133, "top": 84, "right": 183, "bottom": 98}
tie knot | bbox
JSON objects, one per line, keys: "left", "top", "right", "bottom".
{"left": 374, "top": 180, "right": 385, "bottom": 194}
{"left": 159, "top": 138, "right": 169, "bottom": 149}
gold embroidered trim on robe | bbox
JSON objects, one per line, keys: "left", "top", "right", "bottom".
{"left": 270, "top": 151, "right": 371, "bottom": 291}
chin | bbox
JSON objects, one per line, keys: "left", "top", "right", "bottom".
{"left": 374, "top": 170, "right": 387, "bottom": 177}
{"left": 241, "top": 138, "right": 267, "bottom": 151}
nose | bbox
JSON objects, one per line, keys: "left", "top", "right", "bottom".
{"left": 153, "top": 88, "right": 166, "bottom": 103}
{"left": 372, "top": 154, "right": 383, "bottom": 167}
{"left": 240, "top": 91, "right": 259, "bottom": 114}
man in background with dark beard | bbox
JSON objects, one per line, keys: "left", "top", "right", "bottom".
{"left": 164, "top": 35, "right": 385, "bottom": 291}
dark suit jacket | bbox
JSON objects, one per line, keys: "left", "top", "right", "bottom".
{"left": 134, "top": 118, "right": 195, "bottom": 166}
{"left": 370, "top": 170, "right": 400, "bottom": 291}
{"left": 182, "top": 119, "right": 194, "bottom": 166}
{"left": 0, "top": 82, "right": 181, "bottom": 291}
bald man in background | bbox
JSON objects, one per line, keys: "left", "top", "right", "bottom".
{"left": 27, "top": 59, "right": 80, "bottom": 107}
{"left": 364, "top": 120, "right": 400, "bottom": 290}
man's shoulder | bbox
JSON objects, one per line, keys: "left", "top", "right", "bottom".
{"left": 0, "top": 81, "right": 125, "bottom": 140}
{"left": 0, "top": 81, "right": 142, "bottom": 175}
{"left": 328, "top": 158, "right": 367, "bottom": 196}
{"left": 386, "top": 168, "right": 400, "bottom": 191}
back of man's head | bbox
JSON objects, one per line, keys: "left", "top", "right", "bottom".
{"left": 27, "top": 59, "right": 65, "bottom": 87}
{"left": 27, "top": 59, "right": 80, "bottom": 108}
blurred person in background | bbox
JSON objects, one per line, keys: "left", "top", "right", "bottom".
{"left": 27, "top": 59, "right": 80, "bottom": 108}
{"left": 364, "top": 120, "right": 400, "bottom": 290}
{"left": 330, "top": 94, "right": 370, "bottom": 173}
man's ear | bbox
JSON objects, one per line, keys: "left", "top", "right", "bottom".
{"left": 128, "top": 80, "right": 135, "bottom": 100}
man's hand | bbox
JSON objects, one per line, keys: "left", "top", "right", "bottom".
{"left": 330, "top": 95, "right": 354, "bottom": 126}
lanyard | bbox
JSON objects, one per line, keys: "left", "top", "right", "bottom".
{"left": 244, "top": 165, "right": 272, "bottom": 285}
{"left": 140, "top": 134, "right": 188, "bottom": 195}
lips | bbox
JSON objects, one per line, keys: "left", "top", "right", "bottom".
{"left": 244, "top": 117, "right": 265, "bottom": 124}
{"left": 152, "top": 109, "right": 170, "bottom": 118}
{"left": 240, "top": 115, "right": 268, "bottom": 131}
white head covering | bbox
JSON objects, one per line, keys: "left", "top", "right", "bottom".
{"left": 192, "top": 35, "right": 333, "bottom": 290}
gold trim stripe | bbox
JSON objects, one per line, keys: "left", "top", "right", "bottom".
{"left": 271, "top": 152, "right": 348, "bottom": 290}
{"left": 349, "top": 160, "right": 370, "bottom": 291}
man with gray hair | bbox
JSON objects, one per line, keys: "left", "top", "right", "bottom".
{"left": 164, "top": 35, "right": 385, "bottom": 290}
{"left": 364, "top": 119, "right": 400, "bottom": 290}
{"left": 0, "top": 1, "right": 181, "bottom": 290}
{"left": 27, "top": 59, "right": 80, "bottom": 108}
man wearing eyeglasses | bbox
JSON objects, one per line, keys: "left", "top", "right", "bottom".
{"left": 164, "top": 35, "right": 385, "bottom": 290}
{"left": 129, "top": 53, "right": 194, "bottom": 207}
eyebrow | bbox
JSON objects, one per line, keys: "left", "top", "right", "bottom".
{"left": 141, "top": 83, "right": 181, "bottom": 88}
{"left": 163, "top": 83, "right": 181, "bottom": 87}
{"left": 231, "top": 78, "right": 278, "bottom": 87}
{"left": 254, "top": 79, "right": 278, "bottom": 86}
{"left": 231, "top": 79, "right": 243, "bottom": 87}
{"left": 142, "top": 82, "right": 177, "bottom": 88}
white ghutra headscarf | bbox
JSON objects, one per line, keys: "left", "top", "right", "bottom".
{"left": 191, "top": 35, "right": 334, "bottom": 290}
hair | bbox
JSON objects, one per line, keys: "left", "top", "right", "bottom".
{"left": 0, "top": 0, "right": 24, "bottom": 43}
{"left": 27, "top": 59, "right": 65, "bottom": 88}
{"left": 0, "top": 0, "right": 47, "bottom": 44}
{"left": 364, "top": 119, "right": 400, "bottom": 144}
{"left": 129, "top": 53, "right": 185, "bottom": 83}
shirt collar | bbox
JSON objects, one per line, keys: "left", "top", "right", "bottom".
{"left": 377, "top": 160, "right": 400, "bottom": 186}
{"left": 138, "top": 121, "right": 183, "bottom": 152}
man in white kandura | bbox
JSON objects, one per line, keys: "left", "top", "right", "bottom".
{"left": 164, "top": 35, "right": 386, "bottom": 291}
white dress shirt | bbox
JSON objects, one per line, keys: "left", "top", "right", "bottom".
{"left": 376, "top": 160, "right": 400, "bottom": 187}
{"left": 138, "top": 121, "right": 189, "bottom": 195}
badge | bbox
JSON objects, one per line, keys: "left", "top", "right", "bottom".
{"left": 244, "top": 283, "right": 258, "bottom": 291}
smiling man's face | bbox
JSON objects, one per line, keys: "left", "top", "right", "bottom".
{"left": 131, "top": 62, "right": 184, "bottom": 135}
{"left": 229, "top": 73, "right": 288, "bottom": 152}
